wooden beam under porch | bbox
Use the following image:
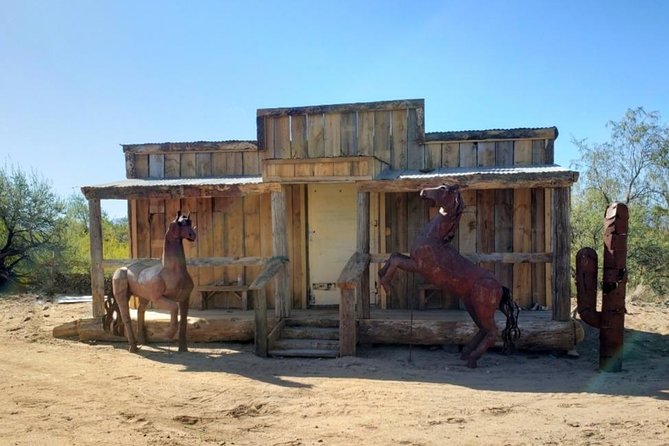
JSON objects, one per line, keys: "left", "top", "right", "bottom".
{"left": 56, "top": 308, "right": 584, "bottom": 353}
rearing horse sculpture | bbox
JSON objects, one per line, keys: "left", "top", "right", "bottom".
{"left": 104, "top": 211, "right": 197, "bottom": 353}
{"left": 378, "top": 185, "right": 520, "bottom": 368}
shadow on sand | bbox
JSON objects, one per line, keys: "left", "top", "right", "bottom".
{"left": 107, "top": 324, "right": 668, "bottom": 400}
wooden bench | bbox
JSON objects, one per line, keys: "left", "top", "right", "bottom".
{"left": 196, "top": 281, "right": 249, "bottom": 310}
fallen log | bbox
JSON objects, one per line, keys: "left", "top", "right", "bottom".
{"left": 358, "top": 316, "right": 584, "bottom": 351}
{"left": 54, "top": 310, "right": 268, "bottom": 344}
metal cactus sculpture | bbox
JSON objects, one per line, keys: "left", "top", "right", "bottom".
{"left": 575, "top": 202, "right": 629, "bottom": 372}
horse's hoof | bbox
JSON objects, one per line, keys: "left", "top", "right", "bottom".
{"left": 178, "top": 345, "right": 188, "bottom": 353}
{"left": 129, "top": 345, "right": 139, "bottom": 353}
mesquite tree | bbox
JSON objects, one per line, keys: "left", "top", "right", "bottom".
{"left": 571, "top": 107, "right": 669, "bottom": 294}
{"left": 0, "top": 164, "right": 64, "bottom": 291}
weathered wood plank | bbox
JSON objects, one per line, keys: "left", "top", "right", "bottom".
{"left": 424, "top": 127, "right": 558, "bottom": 143}
{"left": 307, "top": 113, "right": 325, "bottom": 158}
{"left": 135, "top": 154, "right": 149, "bottom": 179}
{"left": 340, "top": 111, "right": 357, "bottom": 156}
{"left": 254, "top": 288, "right": 268, "bottom": 357}
{"left": 407, "top": 108, "right": 422, "bottom": 169}
{"left": 124, "top": 141, "right": 257, "bottom": 154}
{"left": 424, "top": 142, "right": 441, "bottom": 169}
{"left": 442, "top": 142, "right": 459, "bottom": 167}
{"left": 496, "top": 141, "right": 514, "bottom": 167}
{"left": 477, "top": 190, "right": 496, "bottom": 272}
{"left": 274, "top": 116, "right": 291, "bottom": 159}
{"left": 337, "top": 252, "right": 371, "bottom": 288}
{"left": 358, "top": 111, "right": 374, "bottom": 156}
{"left": 552, "top": 187, "right": 571, "bottom": 321}
{"left": 391, "top": 109, "right": 408, "bottom": 169}
{"left": 544, "top": 189, "right": 553, "bottom": 307}
{"left": 164, "top": 153, "right": 180, "bottom": 178}
{"left": 180, "top": 153, "right": 196, "bottom": 177}
{"left": 357, "top": 191, "right": 371, "bottom": 318}
{"left": 477, "top": 142, "right": 496, "bottom": 167}
{"left": 494, "top": 190, "right": 514, "bottom": 290}
{"left": 459, "top": 142, "right": 477, "bottom": 168}
{"left": 339, "top": 287, "right": 357, "bottom": 356}
{"left": 373, "top": 110, "right": 391, "bottom": 165}
{"left": 513, "top": 189, "right": 532, "bottom": 307}
{"left": 531, "top": 188, "right": 547, "bottom": 307}
{"left": 149, "top": 154, "right": 165, "bottom": 179}
{"left": 88, "top": 199, "right": 105, "bottom": 317}
{"left": 291, "top": 114, "right": 308, "bottom": 159}
{"left": 458, "top": 190, "right": 477, "bottom": 254}
{"left": 514, "top": 140, "right": 532, "bottom": 165}
{"left": 271, "top": 188, "right": 290, "bottom": 317}
{"left": 324, "top": 113, "right": 342, "bottom": 157}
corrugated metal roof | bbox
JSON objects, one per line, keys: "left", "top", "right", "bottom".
{"left": 425, "top": 127, "right": 558, "bottom": 142}
{"left": 84, "top": 176, "right": 264, "bottom": 190}
{"left": 377, "top": 164, "right": 574, "bottom": 181}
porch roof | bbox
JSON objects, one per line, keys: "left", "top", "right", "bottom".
{"left": 357, "top": 164, "right": 579, "bottom": 192}
{"left": 81, "top": 176, "right": 280, "bottom": 200}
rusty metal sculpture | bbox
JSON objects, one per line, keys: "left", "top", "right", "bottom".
{"left": 104, "top": 211, "right": 197, "bottom": 353}
{"left": 575, "top": 202, "right": 628, "bottom": 372}
{"left": 379, "top": 185, "right": 520, "bottom": 368}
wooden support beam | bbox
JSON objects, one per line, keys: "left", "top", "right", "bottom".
{"left": 339, "top": 287, "right": 357, "bottom": 356}
{"left": 88, "top": 199, "right": 105, "bottom": 317}
{"left": 253, "top": 288, "right": 268, "bottom": 357}
{"left": 357, "top": 191, "right": 371, "bottom": 319}
{"left": 271, "top": 187, "right": 290, "bottom": 318}
{"left": 102, "top": 256, "right": 268, "bottom": 268}
{"left": 552, "top": 187, "right": 572, "bottom": 321}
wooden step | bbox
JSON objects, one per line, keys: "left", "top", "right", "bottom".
{"left": 273, "top": 338, "right": 339, "bottom": 351}
{"left": 268, "top": 348, "right": 338, "bottom": 359}
{"left": 284, "top": 318, "right": 339, "bottom": 329}
{"left": 281, "top": 326, "right": 339, "bottom": 340}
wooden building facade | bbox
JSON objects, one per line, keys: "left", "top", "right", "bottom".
{"left": 81, "top": 98, "right": 580, "bottom": 357}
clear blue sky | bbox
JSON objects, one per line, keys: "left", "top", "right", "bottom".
{"left": 2, "top": 0, "right": 668, "bottom": 218}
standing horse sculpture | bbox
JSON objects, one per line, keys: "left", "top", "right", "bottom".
{"left": 104, "top": 211, "right": 197, "bottom": 353}
{"left": 378, "top": 185, "right": 520, "bottom": 368}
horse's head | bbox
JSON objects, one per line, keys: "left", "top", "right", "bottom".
{"left": 167, "top": 211, "right": 197, "bottom": 242}
{"left": 419, "top": 185, "right": 464, "bottom": 217}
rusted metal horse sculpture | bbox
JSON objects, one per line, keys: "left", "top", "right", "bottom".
{"left": 104, "top": 211, "right": 197, "bottom": 353}
{"left": 378, "top": 185, "right": 520, "bottom": 368}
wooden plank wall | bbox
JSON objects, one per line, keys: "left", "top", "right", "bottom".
{"left": 383, "top": 138, "right": 555, "bottom": 310}
{"left": 259, "top": 106, "right": 424, "bottom": 170}
{"left": 127, "top": 148, "right": 304, "bottom": 310}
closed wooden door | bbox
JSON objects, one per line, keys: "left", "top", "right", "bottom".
{"left": 307, "top": 183, "right": 356, "bottom": 305}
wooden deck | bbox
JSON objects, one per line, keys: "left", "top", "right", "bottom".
{"left": 57, "top": 307, "right": 584, "bottom": 352}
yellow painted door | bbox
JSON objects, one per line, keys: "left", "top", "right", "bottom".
{"left": 307, "top": 183, "right": 356, "bottom": 305}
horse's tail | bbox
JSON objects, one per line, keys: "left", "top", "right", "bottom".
{"left": 103, "top": 269, "right": 126, "bottom": 337}
{"left": 499, "top": 286, "right": 521, "bottom": 354}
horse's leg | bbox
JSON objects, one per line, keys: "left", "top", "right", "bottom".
{"left": 378, "top": 253, "right": 419, "bottom": 294}
{"left": 460, "top": 329, "right": 485, "bottom": 360}
{"left": 136, "top": 298, "right": 149, "bottom": 345}
{"left": 151, "top": 297, "right": 179, "bottom": 340}
{"left": 463, "top": 280, "right": 503, "bottom": 368}
{"left": 112, "top": 271, "right": 138, "bottom": 353}
{"left": 177, "top": 299, "right": 189, "bottom": 352}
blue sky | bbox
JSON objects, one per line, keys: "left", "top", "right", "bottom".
{"left": 2, "top": 1, "right": 668, "bottom": 218}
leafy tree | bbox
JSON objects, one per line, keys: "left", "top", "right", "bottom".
{"left": 571, "top": 107, "right": 669, "bottom": 295}
{"left": 0, "top": 164, "right": 64, "bottom": 290}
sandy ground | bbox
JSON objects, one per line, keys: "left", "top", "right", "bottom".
{"left": 0, "top": 294, "right": 667, "bottom": 446}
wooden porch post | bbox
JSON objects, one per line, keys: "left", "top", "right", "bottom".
{"left": 552, "top": 187, "right": 571, "bottom": 321}
{"left": 271, "top": 186, "right": 290, "bottom": 318}
{"left": 253, "top": 288, "right": 268, "bottom": 357}
{"left": 88, "top": 199, "right": 105, "bottom": 317}
{"left": 357, "top": 191, "right": 370, "bottom": 319}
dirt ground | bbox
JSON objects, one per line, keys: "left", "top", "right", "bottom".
{"left": 0, "top": 293, "right": 667, "bottom": 446}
